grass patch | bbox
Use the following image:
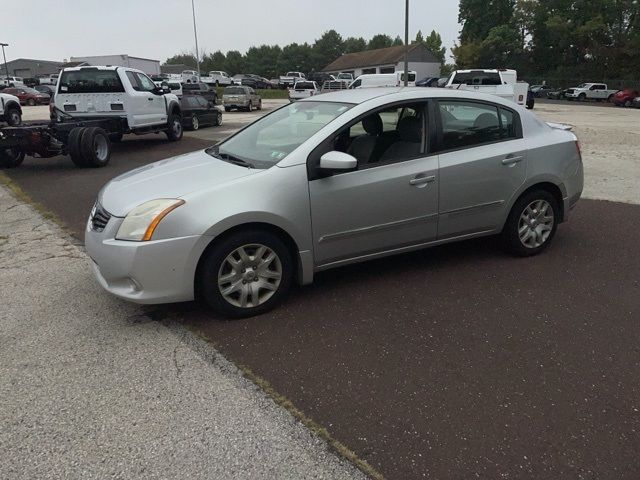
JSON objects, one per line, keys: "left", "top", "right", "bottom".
{"left": 0, "top": 172, "right": 69, "bottom": 231}
{"left": 186, "top": 326, "right": 384, "bottom": 479}
{"left": 214, "top": 87, "right": 289, "bottom": 100}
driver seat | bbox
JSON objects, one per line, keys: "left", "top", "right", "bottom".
{"left": 347, "top": 113, "right": 383, "bottom": 164}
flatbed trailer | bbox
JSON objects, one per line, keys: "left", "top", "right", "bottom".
{"left": 0, "top": 110, "right": 126, "bottom": 169}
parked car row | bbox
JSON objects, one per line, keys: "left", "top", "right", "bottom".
{"left": 530, "top": 82, "right": 640, "bottom": 107}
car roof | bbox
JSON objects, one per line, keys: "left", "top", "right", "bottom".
{"left": 303, "top": 86, "right": 526, "bottom": 109}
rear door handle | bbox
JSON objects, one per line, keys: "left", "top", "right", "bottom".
{"left": 502, "top": 155, "right": 524, "bottom": 166}
{"left": 409, "top": 175, "right": 436, "bottom": 186}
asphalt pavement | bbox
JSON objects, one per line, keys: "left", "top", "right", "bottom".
{"left": 3, "top": 103, "right": 640, "bottom": 479}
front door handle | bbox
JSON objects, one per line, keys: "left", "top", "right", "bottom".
{"left": 148, "top": 97, "right": 154, "bottom": 101}
{"left": 502, "top": 155, "right": 524, "bottom": 166}
{"left": 409, "top": 175, "right": 436, "bottom": 187}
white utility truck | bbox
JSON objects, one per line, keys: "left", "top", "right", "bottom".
{"left": 0, "top": 65, "right": 183, "bottom": 169}
{"left": 564, "top": 83, "right": 619, "bottom": 101}
{"left": 201, "top": 71, "right": 233, "bottom": 86}
{"left": 446, "top": 69, "right": 529, "bottom": 107}
{"left": 288, "top": 81, "right": 318, "bottom": 101}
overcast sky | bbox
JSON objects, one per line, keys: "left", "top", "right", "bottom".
{"left": 3, "top": 0, "right": 460, "bottom": 63}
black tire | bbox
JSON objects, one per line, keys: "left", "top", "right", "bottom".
{"left": 526, "top": 98, "right": 534, "bottom": 109}
{"left": 214, "top": 111, "right": 222, "bottom": 126}
{"left": 5, "top": 107, "right": 21, "bottom": 126}
{"left": 109, "top": 132, "right": 123, "bottom": 143}
{"left": 501, "top": 189, "right": 560, "bottom": 257}
{"left": 197, "top": 230, "right": 294, "bottom": 318}
{"left": 257, "top": 99, "right": 262, "bottom": 111}
{"left": 190, "top": 114, "right": 200, "bottom": 131}
{"left": 224, "top": 107, "right": 230, "bottom": 112}
{"left": 578, "top": 93, "right": 586, "bottom": 102}
{"left": 27, "top": 98, "right": 35, "bottom": 106}
{"left": 246, "top": 101, "right": 252, "bottom": 112}
{"left": 79, "top": 127, "right": 111, "bottom": 168}
{"left": 0, "top": 147, "right": 25, "bottom": 168}
{"left": 165, "top": 112, "right": 183, "bottom": 141}
{"left": 67, "top": 127, "right": 87, "bottom": 167}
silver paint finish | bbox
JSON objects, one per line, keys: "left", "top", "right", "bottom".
{"left": 86, "top": 87, "right": 583, "bottom": 304}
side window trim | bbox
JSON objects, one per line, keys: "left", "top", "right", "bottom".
{"left": 433, "top": 98, "right": 523, "bottom": 154}
{"left": 306, "top": 99, "right": 433, "bottom": 180}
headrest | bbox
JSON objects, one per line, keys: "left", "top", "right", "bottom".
{"left": 362, "top": 113, "right": 383, "bottom": 135}
{"left": 397, "top": 116, "right": 422, "bottom": 142}
{"left": 474, "top": 113, "right": 499, "bottom": 129}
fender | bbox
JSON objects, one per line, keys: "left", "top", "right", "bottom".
{"left": 501, "top": 174, "right": 567, "bottom": 225}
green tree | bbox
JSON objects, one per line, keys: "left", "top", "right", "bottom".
{"left": 244, "top": 45, "right": 282, "bottom": 77}
{"left": 201, "top": 50, "right": 226, "bottom": 72}
{"left": 343, "top": 36, "right": 367, "bottom": 53}
{"left": 424, "top": 30, "right": 447, "bottom": 64}
{"left": 313, "top": 30, "right": 344, "bottom": 70}
{"left": 276, "top": 43, "right": 314, "bottom": 75}
{"left": 459, "top": 0, "right": 515, "bottom": 42}
{"left": 368, "top": 34, "right": 394, "bottom": 50}
{"left": 224, "top": 50, "right": 245, "bottom": 75}
{"left": 164, "top": 53, "right": 197, "bottom": 68}
{"left": 392, "top": 35, "right": 404, "bottom": 46}
{"left": 415, "top": 30, "right": 425, "bottom": 44}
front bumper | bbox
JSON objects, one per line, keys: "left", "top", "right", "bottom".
{"left": 85, "top": 215, "right": 211, "bottom": 304}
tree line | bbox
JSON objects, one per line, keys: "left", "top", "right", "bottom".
{"left": 455, "top": 0, "right": 640, "bottom": 83}
{"left": 165, "top": 29, "right": 447, "bottom": 78}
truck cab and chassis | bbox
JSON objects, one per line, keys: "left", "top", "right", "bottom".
{"left": 0, "top": 66, "right": 183, "bottom": 169}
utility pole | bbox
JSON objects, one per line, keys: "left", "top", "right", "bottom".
{"left": 191, "top": 0, "right": 200, "bottom": 78}
{"left": 0, "top": 43, "right": 10, "bottom": 81}
{"left": 403, "top": 0, "right": 409, "bottom": 86}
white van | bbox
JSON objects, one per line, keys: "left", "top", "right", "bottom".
{"left": 445, "top": 69, "right": 529, "bottom": 107}
{"left": 349, "top": 71, "right": 417, "bottom": 89}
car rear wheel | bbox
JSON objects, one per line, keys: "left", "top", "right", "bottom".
{"left": 501, "top": 190, "right": 559, "bottom": 256}
{"left": 27, "top": 98, "right": 35, "bottom": 106}
{"left": 80, "top": 127, "right": 111, "bottom": 168}
{"left": 247, "top": 101, "right": 252, "bottom": 112}
{"left": 0, "top": 147, "right": 25, "bottom": 168}
{"left": 257, "top": 99, "right": 262, "bottom": 110}
{"left": 624, "top": 100, "right": 632, "bottom": 107}
{"left": 214, "top": 111, "right": 222, "bottom": 126}
{"left": 67, "top": 127, "right": 87, "bottom": 167}
{"left": 224, "top": 107, "right": 230, "bottom": 112}
{"left": 6, "top": 107, "right": 21, "bottom": 126}
{"left": 191, "top": 114, "right": 200, "bottom": 131}
{"left": 197, "top": 230, "right": 293, "bottom": 318}
{"left": 578, "top": 93, "right": 586, "bottom": 101}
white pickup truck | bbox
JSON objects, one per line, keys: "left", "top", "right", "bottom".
{"left": 288, "top": 81, "right": 318, "bottom": 101}
{"left": 38, "top": 73, "right": 59, "bottom": 85}
{"left": 564, "top": 83, "right": 619, "bottom": 101}
{"left": 279, "top": 71, "right": 306, "bottom": 89}
{"left": 0, "top": 92, "right": 22, "bottom": 125}
{"left": 446, "top": 69, "right": 529, "bottom": 107}
{"left": 54, "top": 66, "right": 182, "bottom": 137}
{"left": 200, "top": 71, "right": 233, "bottom": 86}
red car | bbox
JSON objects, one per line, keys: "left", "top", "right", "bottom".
{"left": 3, "top": 87, "right": 50, "bottom": 106}
{"left": 611, "top": 89, "right": 639, "bottom": 107}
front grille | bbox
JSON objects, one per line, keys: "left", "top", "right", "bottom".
{"left": 566, "top": 89, "right": 575, "bottom": 94}
{"left": 90, "top": 203, "right": 111, "bottom": 232}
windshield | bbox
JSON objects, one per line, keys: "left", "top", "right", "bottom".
{"left": 59, "top": 69, "right": 124, "bottom": 93}
{"left": 209, "top": 101, "right": 352, "bottom": 168}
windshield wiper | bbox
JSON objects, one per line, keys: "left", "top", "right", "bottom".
{"left": 205, "top": 145, "right": 255, "bottom": 168}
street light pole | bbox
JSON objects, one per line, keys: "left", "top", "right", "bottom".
{"left": 0, "top": 43, "right": 10, "bottom": 82}
{"left": 403, "top": 0, "right": 409, "bottom": 86}
{"left": 191, "top": 0, "right": 200, "bottom": 78}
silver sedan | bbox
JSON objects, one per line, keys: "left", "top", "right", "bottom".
{"left": 85, "top": 88, "right": 583, "bottom": 317}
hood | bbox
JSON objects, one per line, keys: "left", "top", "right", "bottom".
{"left": 99, "top": 149, "right": 258, "bottom": 216}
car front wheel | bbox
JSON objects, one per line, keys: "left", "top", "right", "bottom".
{"left": 198, "top": 230, "right": 293, "bottom": 318}
{"left": 501, "top": 190, "right": 559, "bottom": 256}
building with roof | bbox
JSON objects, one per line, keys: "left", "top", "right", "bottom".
{"left": 322, "top": 43, "right": 441, "bottom": 80}
{"left": 160, "top": 64, "right": 194, "bottom": 75}
{"left": 1, "top": 58, "right": 64, "bottom": 78}
{"left": 69, "top": 55, "right": 160, "bottom": 75}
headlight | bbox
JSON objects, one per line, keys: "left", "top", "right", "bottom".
{"left": 116, "top": 199, "right": 185, "bottom": 241}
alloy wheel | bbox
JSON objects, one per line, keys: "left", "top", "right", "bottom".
{"left": 217, "top": 244, "right": 282, "bottom": 308}
{"left": 518, "top": 200, "right": 555, "bottom": 249}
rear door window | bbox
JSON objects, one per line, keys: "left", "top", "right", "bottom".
{"left": 437, "top": 100, "right": 519, "bottom": 151}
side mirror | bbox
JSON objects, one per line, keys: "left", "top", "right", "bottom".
{"left": 319, "top": 151, "right": 357, "bottom": 172}
{"left": 160, "top": 81, "right": 170, "bottom": 94}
